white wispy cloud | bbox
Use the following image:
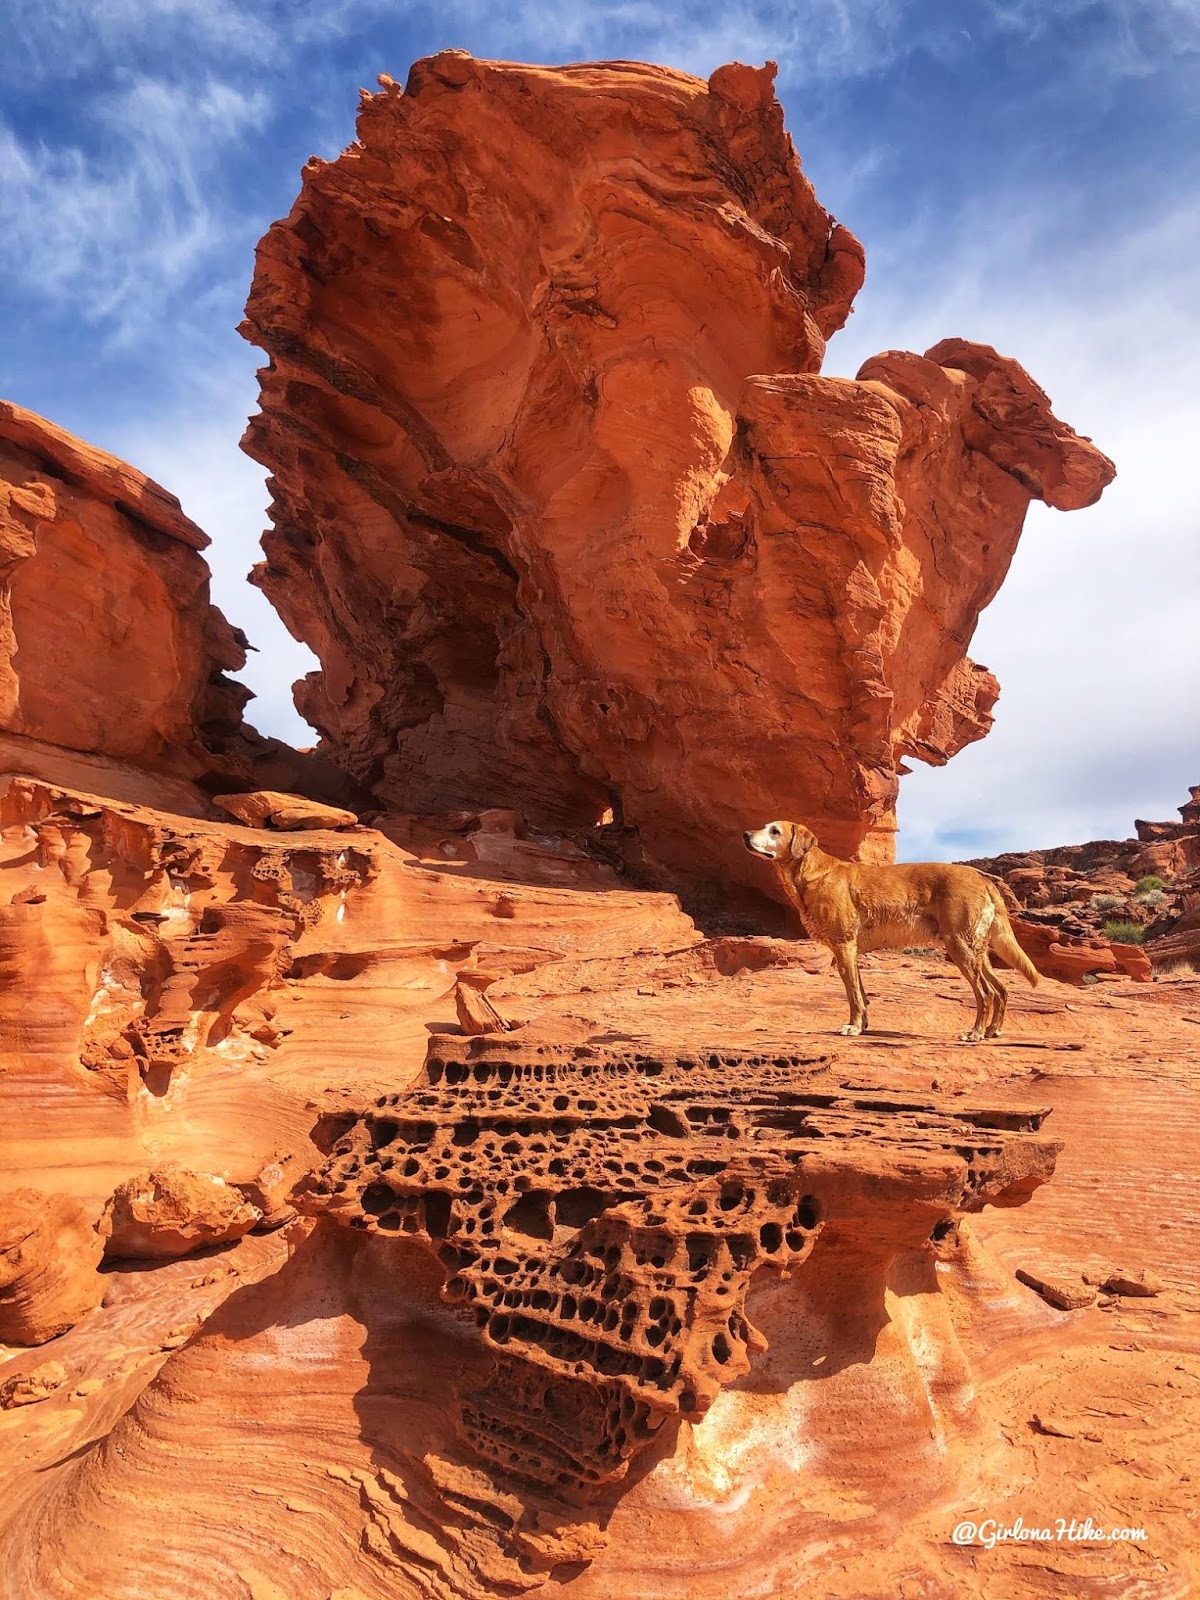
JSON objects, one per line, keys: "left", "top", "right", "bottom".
{"left": 0, "top": 74, "right": 268, "bottom": 341}
{"left": 403, "top": 0, "right": 912, "bottom": 84}
{"left": 986, "top": 0, "right": 1200, "bottom": 74}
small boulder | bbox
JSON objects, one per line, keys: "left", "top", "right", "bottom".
{"left": 1096, "top": 1268, "right": 1163, "bottom": 1298}
{"left": 0, "top": 1189, "right": 104, "bottom": 1345}
{"left": 455, "top": 980, "right": 513, "bottom": 1036}
{"left": 100, "top": 1168, "right": 261, "bottom": 1261}
{"left": 234, "top": 1155, "right": 300, "bottom": 1232}
{"left": 1015, "top": 1267, "right": 1097, "bottom": 1311}
{"left": 212, "top": 790, "right": 359, "bottom": 831}
{"left": 0, "top": 1359, "right": 67, "bottom": 1408}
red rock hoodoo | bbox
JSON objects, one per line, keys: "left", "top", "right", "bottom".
{"left": 241, "top": 52, "right": 1113, "bottom": 895}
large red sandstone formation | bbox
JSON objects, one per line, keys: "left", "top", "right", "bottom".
{"left": 2, "top": 743, "right": 1198, "bottom": 1597}
{"left": 0, "top": 401, "right": 361, "bottom": 808}
{"left": 0, "top": 1190, "right": 104, "bottom": 1346}
{"left": 303, "top": 1033, "right": 1055, "bottom": 1579}
{"left": 241, "top": 51, "right": 1113, "bottom": 895}
{"left": 0, "top": 401, "right": 251, "bottom": 780}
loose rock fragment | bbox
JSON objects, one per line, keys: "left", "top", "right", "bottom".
{"left": 212, "top": 790, "right": 359, "bottom": 831}
{"left": 0, "top": 1360, "right": 67, "bottom": 1409}
{"left": 1015, "top": 1268, "right": 1097, "bottom": 1311}
{"left": 1096, "top": 1269, "right": 1164, "bottom": 1298}
{"left": 100, "top": 1169, "right": 262, "bottom": 1261}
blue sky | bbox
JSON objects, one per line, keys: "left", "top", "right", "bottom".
{"left": 2, "top": 0, "right": 1197, "bottom": 857}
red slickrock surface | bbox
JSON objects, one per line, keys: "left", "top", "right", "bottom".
{"left": 2, "top": 747, "right": 1198, "bottom": 1600}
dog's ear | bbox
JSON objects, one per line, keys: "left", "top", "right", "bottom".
{"left": 787, "top": 823, "right": 812, "bottom": 861}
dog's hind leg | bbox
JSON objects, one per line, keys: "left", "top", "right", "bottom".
{"left": 944, "top": 936, "right": 989, "bottom": 1043}
{"left": 831, "top": 941, "right": 868, "bottom": 1036}
{"left": 979, "top": 951, "right": 1008, "bottom": 1037}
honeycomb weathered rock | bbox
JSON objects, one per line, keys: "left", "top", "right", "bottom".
{"left": 306, "top": 1031, "right": 1059, "bottom": 1495}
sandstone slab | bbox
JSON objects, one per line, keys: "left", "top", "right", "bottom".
{"left": 211, "top": 789, "right": 359, "bottom": 831}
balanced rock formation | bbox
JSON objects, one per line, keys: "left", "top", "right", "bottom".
{"left": 100, "top": 1169, "right": 262, "bottom": 1261}
{"left": 241, "top": 51, "right": 1113, "bottom": 898}
{"left": 0, "top": 1189, "right": 104, "bottom": 1344}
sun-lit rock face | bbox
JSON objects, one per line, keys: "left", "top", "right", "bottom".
{"left": 241, "top": 50, "right": 1113, "bottom": 892}
{"left": 0, "top": 1188, "right": 104, "bottom": 1345}
{"left": 99, "top": 1168, "right": 262, "bottom": 1261}
{"left": 0, "top": 401, "right": 252, "bottom": 779}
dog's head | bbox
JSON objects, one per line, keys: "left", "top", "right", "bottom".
{"left": 742, "top": 821, "right": 818, "bottom": 863}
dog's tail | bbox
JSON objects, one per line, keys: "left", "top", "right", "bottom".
{"left": 985, "top": 881, "right": 1039, "bottom": 987}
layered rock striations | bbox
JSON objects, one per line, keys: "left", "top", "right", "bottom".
{"left": 0, "top": 401, "right": 252, "bottom": 780}
{"left": 241, "top": 51, "right": 1114, "bottom": 894}
{"left": 0, "top": 1189, "right": 104, "bottom": 1345}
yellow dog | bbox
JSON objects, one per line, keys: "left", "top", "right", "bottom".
{"left": 744, "top": 821, "right": 1037, "bottom": 1042}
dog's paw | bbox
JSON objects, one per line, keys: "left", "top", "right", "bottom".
{"left": 959, "top": 1030, "right": 984, "bottom": 1044}
{"left": 838, "top": 1023, "right": 864, "bottom": 1037}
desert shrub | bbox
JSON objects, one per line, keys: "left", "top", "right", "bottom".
{"left": 1137, "top": 888, "right": 1167, "bottom": 911}
{"left": 1133, "top": 875, "right": 1166, "bottom": 898}
{"left": 1090, "top": 892, "right": 1123, "bottom": 914}
{"left": 1102, "top": 919, "right": 1146, "bottom": 945}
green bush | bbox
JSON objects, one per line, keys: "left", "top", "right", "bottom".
{"left": 1138, "top": 888, "right": 1167, "bottom": 911}
{"left": 1102, "top": 919, "right": 1146, "bottom": 945}
{"left": 1090, "top": 892, "right": 1123, "bottom": 914}
{"left": 1133, "top": 875, "right": 1166, "bottom": 897}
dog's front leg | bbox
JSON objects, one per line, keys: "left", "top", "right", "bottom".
{"left": 831, "top": 941, "right": 868, "bottom": 1035}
